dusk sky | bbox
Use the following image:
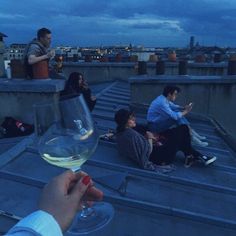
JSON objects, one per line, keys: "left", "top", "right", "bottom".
{"left": 1, "top": 0, "right": 236, "bottom": 47}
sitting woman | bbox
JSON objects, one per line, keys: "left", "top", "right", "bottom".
{"left": 114, "top": 109, "right": 216, "bottom": 171}
{"left": 61, "top": 72, "right": 96, "bottom": 111}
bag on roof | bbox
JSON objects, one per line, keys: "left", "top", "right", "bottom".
{"left": 1, "top": 117, "right": 34, "bottom": 138}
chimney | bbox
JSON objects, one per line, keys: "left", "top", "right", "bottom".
{"left": 0, "top": 32, "right": 8, "bottom": 77}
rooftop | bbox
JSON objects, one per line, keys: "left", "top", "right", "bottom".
{"left": 0, "top": 81, "right": 236, "bottom": 235}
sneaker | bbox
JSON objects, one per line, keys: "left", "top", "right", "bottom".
{"left": 191, "top": 129, "right": 207, "bottom": 141}
{"left": 199, "top": 155, "right": 217, "bottom": 165}
{"left": 184, "top": 155, "right": 197, "bottom": 168}
{"left": 196, "top": 134, "right": 206, "bottom": 140}
{"left": 192, "top": 136, "right": 208, "bottom": 147}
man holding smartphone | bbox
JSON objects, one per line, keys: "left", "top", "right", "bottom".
{"left": 147, "top": 85, "right": 208, "bottom": 147}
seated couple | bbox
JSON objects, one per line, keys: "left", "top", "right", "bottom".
{"left": 115, "top": 109, "right": 216, "bottom": 172}
{"left": 147, "top": 85, "right": 208, "bottom": 147}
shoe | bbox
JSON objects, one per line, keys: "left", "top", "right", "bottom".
{"left": 196, "top": 134, "right": 206, "bottom": 140}
{"left": 184, "top": 155, "right": 197, "bottom": 168}
{"left": 191, "top": 129, "right": 207, "bottom": 140}
{"left": 198, "top": 155, "right": 217, "bottom": 165}
{"left": 192, "top": 136, "right": 208, "bottom": 147}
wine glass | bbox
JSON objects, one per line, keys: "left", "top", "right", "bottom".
{"left": 34, "top": 95, "right": 114, "bottom": 235}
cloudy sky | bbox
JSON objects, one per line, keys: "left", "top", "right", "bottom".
{"left": 1, "top": 0, "right": 236, "bottom": 47}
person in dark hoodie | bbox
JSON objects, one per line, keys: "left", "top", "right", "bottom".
{"left": 61, "top": 72, "right": 97, "bottom": 111}
{"left": 115, "top": 109, "right": 216, "bottom": 170}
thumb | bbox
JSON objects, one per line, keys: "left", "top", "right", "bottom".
{"left": 70, "top": 175, "right": 91, "bottom": 201}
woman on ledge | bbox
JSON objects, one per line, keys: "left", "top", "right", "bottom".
{"left": 61, "top": 72, "right": 96, "bottom": 111}
{"left": 114, "top": 109, "right": 216, "bottom": 171}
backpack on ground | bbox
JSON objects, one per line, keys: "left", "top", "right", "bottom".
{"left": 1, "top": 117, "right": 34, "bottom": 138}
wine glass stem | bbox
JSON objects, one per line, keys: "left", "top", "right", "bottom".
{"left": 80, "top": 203, "right": 95, "bottom": 218}
{"left": 70, "top": 168, "right": 96, "bottom": 218}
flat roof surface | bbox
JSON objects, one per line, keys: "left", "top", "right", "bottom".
{"left": 0, "top": 81, "right": 236, "bottom": 235}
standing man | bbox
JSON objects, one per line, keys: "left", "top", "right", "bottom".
{"left": 147, "top": 85, "right": 208, "bottom": 147}
{"left": 24, "top": 27, "right": 56, "bottom": 79}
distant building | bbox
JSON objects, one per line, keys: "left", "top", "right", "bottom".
{"left": 4, "top": 43, "right": 27, "bottom": 60}
{"left": 190, "top": 36, "right": 195, "bottom": 49}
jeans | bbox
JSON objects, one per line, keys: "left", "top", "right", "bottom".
{"left": 148, "top": 117, "right": 190, "bottom": 133}
{"left": 149, "top": 125, "right": 201, "bottom": 165}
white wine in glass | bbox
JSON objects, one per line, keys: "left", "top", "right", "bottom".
{"left": 34, "top": 95, "right": 114, "bottom": 235}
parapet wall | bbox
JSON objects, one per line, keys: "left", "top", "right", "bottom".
{"left": 129, "top": 75, "right": 236, "bottom": 140}
{"left": 62, "top": 62, "right": 136, "bottom": 83}
{"left": 0, "top": 79, "right": 65, "bottom": 124}
{"left": 62, "top": 62, "right": 228, "bottom": 83}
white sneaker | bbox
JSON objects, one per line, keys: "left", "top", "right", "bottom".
{"left": 191, "top": 129, "right": 207, "bottom": 140}
{"left": 192, "top": 136, "right": 208, "bottom": 147}
{"left": 199, "top": 155, "right": 217, "bottom": 165}
{"left": 196, "top": 134, "right": 206, "bottom": 140}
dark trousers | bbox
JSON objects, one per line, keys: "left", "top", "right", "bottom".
{"left": 149, "top": 125, "right": 201, "bottom": 165}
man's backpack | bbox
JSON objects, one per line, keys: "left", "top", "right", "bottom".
{"left": 1, "top": 117, "right": 34, "bottom": 138}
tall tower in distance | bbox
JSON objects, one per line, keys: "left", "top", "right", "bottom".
{"left": 190, "top": 36, "right": 195, "bottom": 49}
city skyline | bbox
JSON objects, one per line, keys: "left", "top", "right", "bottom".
{"left": 1, "top": 0, "right": 236, "bottom": 47}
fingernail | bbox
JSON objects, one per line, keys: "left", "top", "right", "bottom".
{"left": 82, "top": 175, "right": 91, "bottom": 185}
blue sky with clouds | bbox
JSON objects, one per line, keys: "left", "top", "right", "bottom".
{"left": 1, "top": 0, "right": 236, "bottom": 47}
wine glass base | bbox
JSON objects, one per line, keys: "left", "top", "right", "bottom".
{"left": 67, "top": 202, "right": 114, "bottom": 235}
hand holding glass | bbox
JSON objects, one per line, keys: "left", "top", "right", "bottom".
{"left": 34, "top": 95, "right": 114, "bottom": 235}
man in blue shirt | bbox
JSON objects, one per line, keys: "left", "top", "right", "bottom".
{"left": 147, "top": 85, "right": 208, "bottom": 147}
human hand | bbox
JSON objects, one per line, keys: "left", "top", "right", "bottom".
{"left": 38, "top": 170, "right": 103, "bottom": 232}
{"left": 185, "top": 102, "right": 193, "bottom": 110}
{"left": 91, "top": 95, "right": 96, "bottom": 101}
{"left": 47, "top": 49, "right": 55, "bottom": 59}
{"left": 82, "top": 80, "right": 88, "bottom": 89}
{"left": 146, "top": 131, "right": 156, "bottom": 140}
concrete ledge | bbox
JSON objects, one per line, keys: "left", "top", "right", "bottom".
{"left": 0, "top": 78, "right": 65, "bottom": 123}
{"left": 0, "top": 78, "right": 65, "bottom": 92}
{"left": 62, "top": 62, "right": 229, "bottom": 83}
{"left": 129, "top": 75, "right": 236, "bottom": 84}
{"left": 63, "top": 62, "right": 136, "bottom": 68}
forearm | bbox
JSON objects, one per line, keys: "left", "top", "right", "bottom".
{"left": 148, "top": 138, "right": 153, "bottom": 154}
{"left": 160, "top": 103, "right": 182, "bottom": 120}
{"left": 28, "top": 55, "right": 48, "bottom": 65}
{"left": 6, "top": 210, "right": 63, "bottom": 236}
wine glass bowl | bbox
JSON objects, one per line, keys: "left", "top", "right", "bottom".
{"left": 34, "top": 95, "right": 114, "bottom": 235}
{"left": 38, "top": 119, "right": 98, "bottom": 171}
{"left": 35, "top": 95, "right": 98, "bottom": 170}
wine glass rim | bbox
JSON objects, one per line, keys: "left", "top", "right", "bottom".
{"left": 60, "top": 93, "right": 82, "bottom": 101}
{"left": 33, "top": 94, "right": 84, "bottom": 108}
